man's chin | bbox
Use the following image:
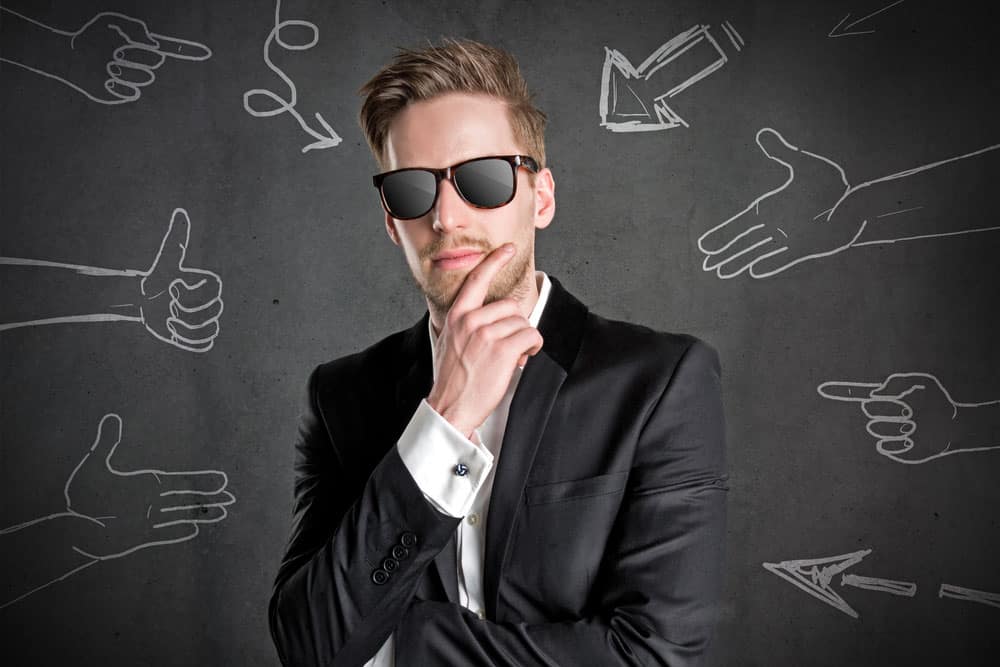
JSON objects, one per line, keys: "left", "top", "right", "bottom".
{"left": 421, "top": 275, "right": 466, "bottom": 312}
{"left": 419, "top": 252, "right": 530, "bottom": 312}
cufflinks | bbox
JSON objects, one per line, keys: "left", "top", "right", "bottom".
{"left": 453, "top": 462, "right": 469, "bottom": 476}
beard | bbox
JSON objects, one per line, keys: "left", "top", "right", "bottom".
{"left": 413, "top": 235, "right": 534, "bottom": 315}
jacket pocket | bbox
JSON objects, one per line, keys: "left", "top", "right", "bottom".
{"left": 524, "top": 470, "right": 628, "bottom": 506}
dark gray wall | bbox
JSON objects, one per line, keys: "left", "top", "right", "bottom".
{"left": 2, "top": 0, "right": 998, "bottom": 665}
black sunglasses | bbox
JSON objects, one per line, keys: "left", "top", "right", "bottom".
{"left": 372, "top": 154, "right": 539, "bottom": 220}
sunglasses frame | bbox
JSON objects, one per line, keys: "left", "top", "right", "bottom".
{"left": 372, "top": 154, "right": 540, "bottom": 221}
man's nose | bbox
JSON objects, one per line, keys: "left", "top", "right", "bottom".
{"left": 431, "top": 179, "right": 468, "bottom": 233}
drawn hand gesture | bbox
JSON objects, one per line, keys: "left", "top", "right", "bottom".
{"left": 698, "top": 128, "right": 867, "bottom": 279}
{"left": 65, "top": 413, "right": 235, "bottom": 560}
{"left": 65, "top": 11, "right": 211, "bottom": 104}
{"left": 819, "top": 373, "right": 973, "bottom": 464}
{"left": 139, "top": 208, "right": 224, "bottom": 353}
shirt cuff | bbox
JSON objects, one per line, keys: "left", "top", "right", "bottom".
{"left": 396, "top": 399, "right": 494, "bottom": 517}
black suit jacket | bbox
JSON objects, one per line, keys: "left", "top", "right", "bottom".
{"left": 269, "top": 275, "right": 728, "bottom": 666}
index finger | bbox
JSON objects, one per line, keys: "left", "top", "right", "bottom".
{"left": 155, "top": 469, "right": 228, "bottom": 495}
{"left": 450, "top": 244, "right": 515, "bottom": 315}
{"left": 149, "top": 32, "right": 213, "bottom": 61}
{"left": 817, "top": 380, "right": 880, "bottom": 403}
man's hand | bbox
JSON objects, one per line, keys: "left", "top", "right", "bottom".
{"left": 425, "top": 244, "right": 544, "bottom": 438}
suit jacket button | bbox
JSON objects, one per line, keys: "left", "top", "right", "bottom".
{"left": 371, "top": 568, "right": 390, "bottom": 585}
{"left": 392, "top": 545, "right": 410, "bottom": 560}
{"left": 382, "top": 557, "right": 399, "bottom": 572}
{"left": 400, "top": 532, "right": 418, "bottom": 547}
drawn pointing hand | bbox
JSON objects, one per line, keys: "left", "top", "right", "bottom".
{"left": 698, "top": 128, "right": 867, "bottom": 279}
{"left": 819, "top": 373, "right": 967, "bottom": 464}
{"left": 65, "top": 11, "right": 212, "bottom": 104}
{"left": 139, "top": 208, "right": 224, "bottom": 353}
{"left": 65, "top": 413, "right": 235, "bottom": 560}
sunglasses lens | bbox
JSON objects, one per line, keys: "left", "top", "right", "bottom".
{"left": 454, "top": 158, "right": 515, "bottom": 208}
{"left": 381, "top": 169, "right": 437, "bottom": 219}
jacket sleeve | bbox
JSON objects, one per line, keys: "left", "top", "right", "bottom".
{"left": 268, "top": 363, "right": 464, "bottom": 667}
{"left": 391, "top": 339, "right": 729, "bottom": 666}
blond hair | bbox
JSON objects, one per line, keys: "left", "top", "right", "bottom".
{"left": 357, "top": 38, "right": 547, "bottom": 172}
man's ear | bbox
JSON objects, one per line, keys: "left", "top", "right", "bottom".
{"left": 533, "top": 168, "right": 555, "bottom": 230}
{"left": 384, "top": 213, "right": 401, "bottom": 246}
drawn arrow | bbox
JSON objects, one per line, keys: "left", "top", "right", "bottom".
{"left": 763, "top": 548, "right": 916, "bottom": 618}
{"left": 828, "top": 0, "right": 906, "bottom": 38}
{"left": 243, "top": 0, "right": 342, "bottom": 153}
{"left": 939, "top": 584, "right": 1000, "bottom": 610}
{"left": 599, "top": 21, "right": 743, "bottom": 133}
{"left": 300, "top": 110, "right": 341, "bottom": 152}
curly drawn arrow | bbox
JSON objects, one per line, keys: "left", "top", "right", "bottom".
{"left": 243, "top": 0, "right": 341, "bottom": 153}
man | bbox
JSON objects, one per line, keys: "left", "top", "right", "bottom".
{"left": 269, "top": 38, "right": 728, "bottom": 667}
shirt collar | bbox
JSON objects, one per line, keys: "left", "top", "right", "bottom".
{"left": 429, "top": 271, "right": 552, "bottom": 381}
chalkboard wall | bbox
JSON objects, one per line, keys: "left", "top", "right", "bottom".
{"left": 2, "top": 0, "right": 998, "bottom": 665}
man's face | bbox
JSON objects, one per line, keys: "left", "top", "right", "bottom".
{"left": 381, "top": 92, "right": 555, "bottom": 315}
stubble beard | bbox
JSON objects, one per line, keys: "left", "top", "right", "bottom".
{"left": 416, "top": 240, "right": 534, "bottom": 321}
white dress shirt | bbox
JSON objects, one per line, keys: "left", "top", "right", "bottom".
{"left": 364, "top": 271, "right": 552, "bottom": 667}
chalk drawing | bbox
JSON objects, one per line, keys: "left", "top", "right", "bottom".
{"left": 1, "top": 413, "right": 235, "bottom": 609}
{"left": 828, "top": 1, "right": 906, "bottom": 38}
{"left": 939, "top": 584, "right": 1000, "bottom": 610}
{"left": 697, "top": 128, "right": 1000, "bottom": 279}
{"left": 762, "top": 548, "right": 914, "bottom": 618}
{"left": 720, "top": 21, "right": 745, "bottom": 51}
{"left": 0, "top": 208, "right": 224, "bottom": 353}
{"left": 0, "top": 6, "right": 211, "bottom": 104}
{"left": 765, "top": 548, "right": 999, "bottom": 618}
{"left": 819, "top": 372, "right": 1000, "bottom": 464}
{"left": 599, "top": 22, "right": 743, "bottom": 132}
{"left": 243, "top": 0, "right": 342, "bottom": 152}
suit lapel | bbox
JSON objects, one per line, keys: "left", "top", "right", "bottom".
{"left": 483, "top": 276, "right": 588, "bottom": 620}
{"left": 393, "top": 309, "right": 432, "bottom": 434}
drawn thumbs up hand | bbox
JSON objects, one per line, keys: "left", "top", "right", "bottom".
{"left": 698, "top": 128, "right": 867, "bottom": 279}
{"left": 139, "top": 208, "right": 223, "bottom": 353}
{"left": 65, "top": 413, "right": 235, "bottom": 561}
